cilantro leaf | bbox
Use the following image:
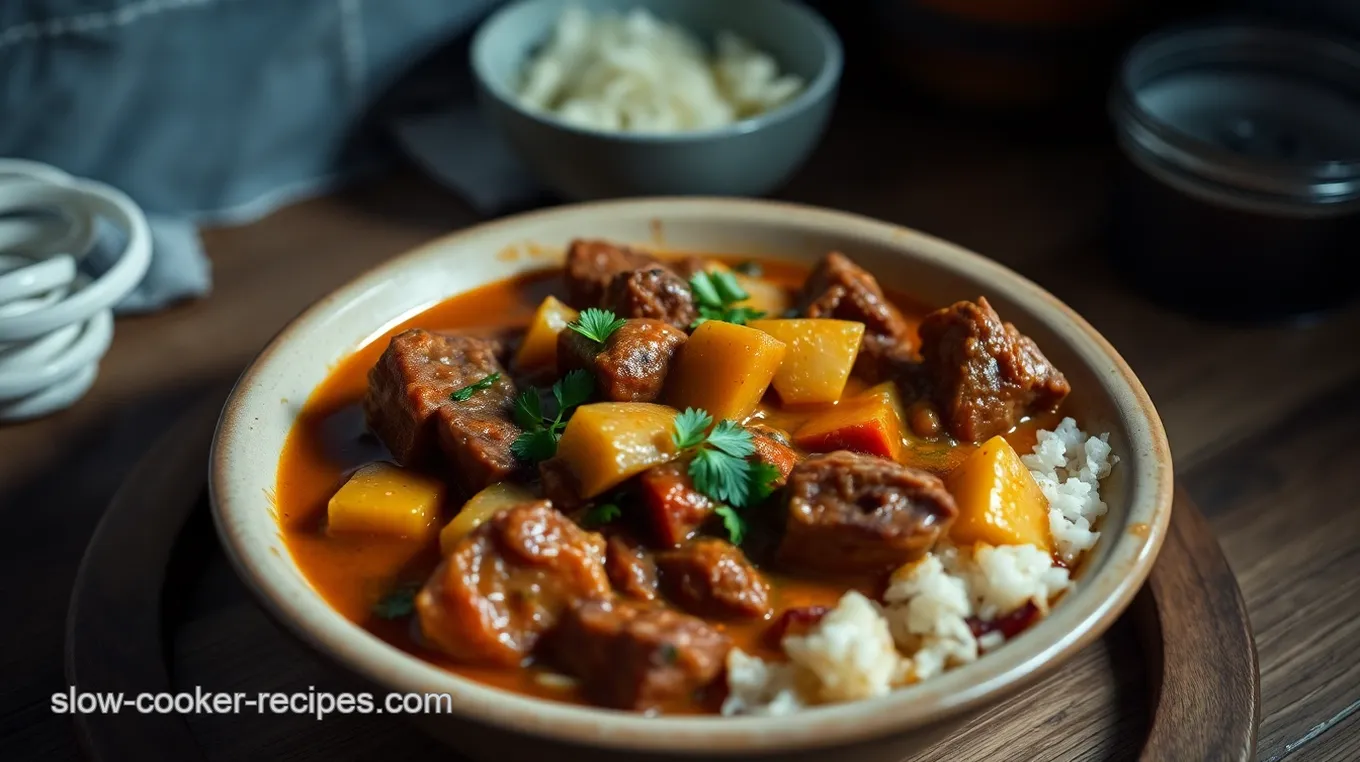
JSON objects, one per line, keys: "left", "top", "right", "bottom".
{"left": 705, "top": 419, "right": 756, "bottom": 459}
{"left": 689, "top": 271, "right": 723, "bottom": 307}
{"left": 450, "top": 372, "right": 501, "bottom": 402}
{"left": 554, "top": 369, "right": 594, "bottom": 411}
{"left": 710, "top": 270, "right": 749, "bottom": 304}
{"left": 582, "top": 503, "right": 622, "bottom": 528}
{"left": 568, "top": 308, "right": 627, "bottom": 345}
{"left": 690, "top": 447, "right": 751, "bottom": 507}
{"left": 372, "top": 585, "right": 418, "bottom": 619}
{"left": 511, "top": 372, "right": 594, "bottom": 464}
{"left": 510, "top": 428, "right": 558, "bottom": 462}
{"left": 689, "top": 271, "right": 767, "bottom": 327}
{"left": 513, "top": 389, "right": 542, "bottom": 429}
{"left": 714, "top": 505, "right": 747, "bottom": 545}
{"left": 747, "top": 461, "right": 782, "bottom": 504}
{"left": 672, "top": 407, "right": 713, "bottom": 451}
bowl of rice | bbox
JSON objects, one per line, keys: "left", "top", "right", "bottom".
{"left": 469, "top": 0, "right": 842, "bottom": 200}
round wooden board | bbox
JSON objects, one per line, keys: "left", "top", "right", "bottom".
{"left": 66, "top": 394, "right": 1260, "bottom": 762}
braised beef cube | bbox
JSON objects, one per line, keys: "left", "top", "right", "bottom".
{"left": 855, "top": 335, "right": 921, "bottom": 386}
{"left": 748, "top": 424, "right": 801, "bottom": 485}
{"left": 778, "top": 451, "right": 958, "bottom": 574}
{"left": 565, "top": 239, "right": 658, "bottom": 309}
{"left": 918, "top": 297, "right": 1070, "bottom": 442}
{"left": 539, "top": 457, "right": 584, "bottom": 513}
{"left": 558, "top": 318, "right": 687, "bottom": 402}
{"left": 606, "top": 534, "right": 659, "bottom": 601}
{"left": 416, "top": 502, "right": 610, "bottom": 666}
{"left": 603, "top": 267, "right": 697, "bottom": 328}
{"left": 657, "top": 538, "right": 772, "bottom": 619}
{"left": 639, "top": 462, "right": 716, "bottom": 548}
{"left": 798, "top": 252, "right": 913, "bottom": 381}
{"left": 364, "top": 330, "right": 521, "bottom": 489}
{"left": 546, "top": 598, "right": 731, "bottom": 711}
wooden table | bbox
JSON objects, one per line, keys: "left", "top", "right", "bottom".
{"left": 2, "top": 99, "right": 1357, "bottom": 762}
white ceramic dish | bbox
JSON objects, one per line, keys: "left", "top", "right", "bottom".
{"left": 211, "top": 198, "right": 1172, "bottom": 762}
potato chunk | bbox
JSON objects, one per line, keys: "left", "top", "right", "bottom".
{"left": 513, "top": 295, "right": 578, "bottom": 372}
{"left": 438, "top": 482, "right": 538, "bottom": 555}
{"left": 748, "top": 318, "right": 865, "bottom": 404}
{"left": 793, "top": 382, "right": 906, "bottom": 460}
{"left": 556, "top": 402, "right": 680, "bottom": 498}
{"left": 327, "top": 462, "right": 444, "bottom": 539}
{"left": 947, "top": 436, "right": 1051, "bottom": 550}
{"left": 665, "top": 321, "right": 786, "bottom": 422}
{"left": 734, "top": 273, "right": 792, "bottom": 318}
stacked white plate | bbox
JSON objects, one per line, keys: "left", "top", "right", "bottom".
{"left": 0, "top": 160, "right": 151, "bottom": 422}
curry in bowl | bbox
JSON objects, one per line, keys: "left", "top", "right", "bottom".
{"left": 279, "top": 240, "right": 1115, "bottom": 716}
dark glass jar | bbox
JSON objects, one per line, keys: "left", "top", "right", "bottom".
{"left": 1109, "top": 20, "right": 1360, "bottom": 322}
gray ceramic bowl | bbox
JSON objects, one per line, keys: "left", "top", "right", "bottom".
{"left": 469, "top": 0, "right": 842, "bottom": 200}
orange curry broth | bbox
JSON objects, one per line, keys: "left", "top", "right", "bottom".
{"left": 276, "top": 257, "right": 1061, "bottom": 709}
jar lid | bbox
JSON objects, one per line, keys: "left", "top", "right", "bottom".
{"left": 1111, "top": 19, "right": 1360, "bottom": 208}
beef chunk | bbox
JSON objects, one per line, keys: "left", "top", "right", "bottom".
{"left": 558, "top": 318, "right": 687, "bottom": 402}
{"left": 538, "top": 457, "right": 584, "bottom": 513}
{"left": 602, "top": 266, "right": 697, "bottom": 328}
{"left": 639, "top": 462, "right": 716, "bottom": 548}
{"left": 545, "top": 598, "right": 731, "bottom": 711}
{"left": 565, "top": 239, "right": 658, "bottom": 309}
{"left": 778, "top": 451, "right": 957, "bottom": 574}
{"left": 606, "top": 534, "right": 659, "bottom": 601}
{"left": 917, "top": 297, "right": 1070, "bottom": 442}
{"left": 798, "top": 252, "right": 914, "bottom": 381}
{"left": 657, "top": 538, "right": 772, "bottom": 619}
{"left": 416, "top": 503, "right": 610, "bottom": 666}
{"left": 748, "top": 424, "right": 801, "bottom": 485}
{"left": 364, "top": 329, "right": 521, "bottom": 490}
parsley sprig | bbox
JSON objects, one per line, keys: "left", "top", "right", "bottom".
{"left": 670, "top": 408, "right": 781, "bottom": 544}
{"left": 581, "top": 502, "right": 622, "bottom": 528}
{"left": 568, "top": 308, "right": 628, "bottom": 345}
{"left": 689, "top": 270, "right": 766, "bottom": 327}
{"left": 450, "top": 372, "right": 501, "bottom": 402}
{"left": 510, "top": 369, "right": 593, "bottom": 463}
{"left": 372, "top": 584, "right": 419, "bottom": 620}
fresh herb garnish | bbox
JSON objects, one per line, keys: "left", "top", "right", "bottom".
{"left": 510, "top": 369, "right": 594, "bottom": 463}
{"left": 658, "top": 642, "right": 679, "bottom": 665}
{"left": 713, "top": 506, "right": 747, "bottom": 546}
{"left": 450, "top": 372, "right": 501, "bottom": 402}
{"left": 582, "top": 503, "right": 622, "bottom": 528}
{"left": 669, "top": 408, "right": 780, "bottom": 544}
{"left": 733, "top": 261, "right": 763, "bottom": 277}
{"left": 568, "top": 308, "right": 628, "bottom": 345}
{"left": 372, "top": 585, "right": 419, "bottom": 619}
{"left": 689, "top": 271, "right": 766, "bottom": 327}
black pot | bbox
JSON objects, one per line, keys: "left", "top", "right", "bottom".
{"left": 1109, "top": 19, "right": 1360, "bottom": 322}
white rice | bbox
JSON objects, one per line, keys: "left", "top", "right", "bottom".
{"left": 722, "top": 417, "right": 1114, "bottom": 717}
{"left": 1021, "top": 418, "right": 1117, "bottom": 564}
{"left": 515, "top": 6, "right": 805, "bottom": 134}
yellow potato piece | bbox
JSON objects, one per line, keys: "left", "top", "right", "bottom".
{"left": 733, "top": 273, "right": 792, "bottom": 318}
{"left": 513, "top": 295, "right": 578, "bottom": 372}
{"left": 556, "top": 402, "right": 680, "bottom": 498}
{"left": 327, "top": 461, "right": 444, "bottom": 539}
{"left": 438, "top": 482, "right": 537, "bottom": 555}
{"left": 947, "top": 436, "right": 1051, "bottom": 551}
{"left": 665, "top": 321, "right": 786, "bottom": 423}
{"left": 748, "top": 318, "right": 865, "bottom": 404}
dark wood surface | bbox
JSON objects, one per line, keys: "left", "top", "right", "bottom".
{"left": 3, "top": 97, "right": 1358, "bottom": 761}
{"left": 61, "top": 386, "right": 1257, "bottom": 762}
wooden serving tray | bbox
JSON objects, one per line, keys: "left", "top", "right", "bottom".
{"left": 65, "top": 393, "right": 1260, "bottom": 761}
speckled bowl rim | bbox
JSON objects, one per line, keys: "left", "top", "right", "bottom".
{"left": 469, "top": 0, "right": 845, "bottom": 143}
{"left": 210, "top": 198, "right": 1172, "bottom": 755}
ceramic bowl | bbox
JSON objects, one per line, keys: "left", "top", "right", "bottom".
{"left": 469, "top": 0, "right": 842, "bottom": 201}
{"left": 210, "top": 198, "right": 1173, "bottom": 762}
